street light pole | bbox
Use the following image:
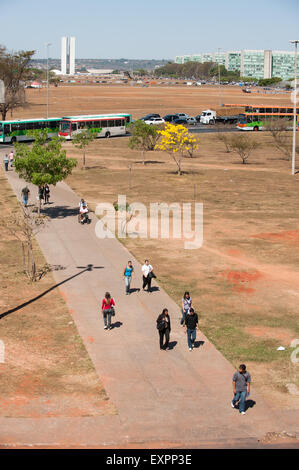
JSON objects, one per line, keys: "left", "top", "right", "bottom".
{"left": 44, "top": 42, "right": 51, "bottom": 119}
{"left": 217, "top": 48, "right": 222, "bottom": 106}
{"left": 290, "top": 40, "right": 298, "bottom": 175}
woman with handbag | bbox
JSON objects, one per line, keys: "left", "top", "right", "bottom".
{"left": 156, "top": 308, "right": 171, "bottom": 350}
{"left": 101, "top": 292, "right": 115, "bottom": 330}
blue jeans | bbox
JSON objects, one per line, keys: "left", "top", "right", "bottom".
{"left": 180, "top": 309, "right": 188, "bottom": 325}
{"left": 187, "top": 328, "right": 196, "bottom": 349}
{"left": 232, "top": 390, "right": 247, "bottom": 413}
{"left": 125, "top": 275, "right": 132, "bottom": 293}
{"left": 22, "top": 196, "right": 28, "bottom": 206}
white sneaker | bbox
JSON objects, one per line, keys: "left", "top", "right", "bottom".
{"left": 104, "top": 326, "right": 107, "bottom": 329}
{"left": 241, "top": 411, "right": 246, "bottom": 415}
{"left": 231, "top": 402, "right": 235, "bottom": 408}
{"left": 189, "top": 347, "right": 192, "bottom": 351}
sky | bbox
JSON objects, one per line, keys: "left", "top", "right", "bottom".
{"left": 1, "top": 0, "right": 299, "bottom": 60}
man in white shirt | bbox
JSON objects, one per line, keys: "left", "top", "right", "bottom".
{"left": 142, "top": 259, "right": 153, "bottom": 293}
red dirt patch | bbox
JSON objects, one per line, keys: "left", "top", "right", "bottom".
{"left": 220, "top": 270, "right": 263, "bottom": 294}
{"left": 252, "top": 230, "right": 299, "bottom": 246}
{"left": 245, "top": 326, "right": 294, "bottom": 345}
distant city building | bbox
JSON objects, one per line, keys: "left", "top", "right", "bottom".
{"left": 175, "top": 50, "right": 298, "bottom": 80}
{"left": 61, "top": 36, "right": 76, "bottom": 75}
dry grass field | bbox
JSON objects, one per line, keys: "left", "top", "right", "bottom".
{"left": 10, "top": 83, "right": 292, "bottom": 121}
{"left": 65, "top": 127, "right": 299, "bottom": 410}
{"left": 0, "top": 170, "right": 116, "bottom": 418}
{"left": 4, "top": 84, "right": 299, "bottom": 410}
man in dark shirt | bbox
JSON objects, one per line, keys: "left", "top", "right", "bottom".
{"left": 232, "top": 364, "right": 251, "bottom": 415}
{"left": 184, "top": 307, "right": 198, "bottom": 351}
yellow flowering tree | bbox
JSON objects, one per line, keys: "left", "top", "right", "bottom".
{"left": 155, "top": 123, "right": 199, "bottom": 175}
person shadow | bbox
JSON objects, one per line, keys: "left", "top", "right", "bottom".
{"left": 129, "top": 288, "right": 140, "bottom": 294}
{"left": 111, "top": 321, "right": 123, "bottom": 329}
{"left": 234, "top": 399, "right": 256, "bottom": 411}
{"left": 167, "top": 341, "right": 177, "bottom": 350}
{"left": 194, "top": 340, "right": 205, "bottom": 349}
{"left": 149, "top": 286, "right": 160, "bottom": 293}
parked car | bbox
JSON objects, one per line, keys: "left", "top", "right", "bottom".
{"left": 175, "top": 113, "right": 189, "bottom": 120}
{"left": 140, "top": 113, "right": 161, "bottom": 121}
{"left": 144, "top": 117, "right": 165, "bottom": 125}
{"left": 163, "top": 114, "right": 179, "bottom": 122}
{"left": 173, "top": 118, "right": 188, "bottom": 125}
{"left": 187, "top": 117, "right": 197, "bottom": 126}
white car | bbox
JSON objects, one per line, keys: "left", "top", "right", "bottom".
{"left": 144, "top": 117, "right": 165, "bottom": 125}
{"left": 187, "top": 117, "right": 197, "bottom": 126}
{"left": 176, "top": 113, "right": 189, "bottom": 120}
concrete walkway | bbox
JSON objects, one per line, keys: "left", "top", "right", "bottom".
{"left": 1, "top": 159, "right": 299, "bottom": 448}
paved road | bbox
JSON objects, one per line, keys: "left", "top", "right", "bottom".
{"left": 1, "top": 160, "right": 298, "bottom": 448}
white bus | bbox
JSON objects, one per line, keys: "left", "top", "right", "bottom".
{"left": 58, "top": 113, "right": 132, "bottom": 140}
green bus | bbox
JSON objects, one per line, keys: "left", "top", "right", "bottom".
{"left": 237, "top": 113, "right": 298, "bottom": 131}
{"left": 0, "top": 117, "right": 62, "bottom": 143}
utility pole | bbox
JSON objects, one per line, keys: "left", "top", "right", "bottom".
{"left": 290, "top": 40, "right": 298, "bottom": 175}
{"left": 217, "top": 48, "right": 222, "bottom": 106}
{"left": 45, "top": 42, "right": 52, "bottom": 119}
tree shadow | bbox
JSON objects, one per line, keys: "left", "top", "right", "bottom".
{"left": 134, "top": 160, "right": 164, "bottom": 165}
{"left": 42, "top": 205, "right": 79, "bottom": 219}
{"left": 0, "top": 264, "right": 104, "bottom": 320}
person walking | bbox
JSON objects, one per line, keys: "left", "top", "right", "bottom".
{"left": 184, "top": 307, "right": 198, "bottom": 351}
{"left": 8, "top": 151, "right": 14, "bottom": 169}
{"left": 21, "top": 186, "right": 30, "bottom": 207}
{"left": 3, "top": 154, "right": 9, "bottom": 171}
{"left": 156, "top": 308, "right": 171, "bottom": 350}
{"left": 123, "top": 260, "right": 134, "bottom": 295}
{"left": 101, "top": 292, "right": 116, "bottom": 330}
{"left": 44, "top": 184, "right": 50, "bottom": 204}
{"left": 181, "top": 291, "right": 192, "bottom": 326}
{"left": 142, "top": 259, "right": 154, "bottom": 293}
{"left": 231, "top": 364, "right": 251, "bottom": 415}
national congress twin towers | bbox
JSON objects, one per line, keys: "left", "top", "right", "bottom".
{"left": 61, "top": 36, "right": 76, "bottom": 75}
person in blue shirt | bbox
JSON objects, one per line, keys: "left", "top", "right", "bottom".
{"left": 123, "top": 260, "right": 134, "bottom": 295}
{"left": 3, "top": 154, "right": 9, "bottom": 171}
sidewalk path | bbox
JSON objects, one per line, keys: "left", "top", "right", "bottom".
{"left": 1, "top": 160, "right": 298, "bottom": 448}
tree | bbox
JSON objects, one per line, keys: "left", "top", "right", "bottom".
{"left": 128, "top": 120, "right": 160, "bottom": 164}
{"left": 229, "top": 133, "right": 260, "bottom": 164}
{"left": 71, "top": 129, "right": 96, "bottom": 170}
{"left": 216, "top": 129, "right": 232, "bottom": 153}
{"left": 14, "top": 130, "right": 77, "bottom": 214}
{"left": 263, "top": 118, "right": 292, "bottom": 160}
{"left": 155, "top": 123, "right": 199, "bottom": 174}
{"left": 0, "top": 45, "right": 35, "bottom": 120}
{"left": 1, "top": 206, "right": 48, "bottom": 282}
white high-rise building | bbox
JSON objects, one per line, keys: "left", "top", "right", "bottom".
{"left": 69, "top": 37, "right": 75, "bottom": 75}
{"left": 61, "top": 36, "right": 76, "bottom": 75}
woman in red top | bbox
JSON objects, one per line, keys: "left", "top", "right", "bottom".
{"left": 102, "top": 292, "right": 115, "bottom": 330}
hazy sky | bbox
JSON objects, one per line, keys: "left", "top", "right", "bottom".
{"left": 1, "top": 0, "right": 299, "bottom": 60}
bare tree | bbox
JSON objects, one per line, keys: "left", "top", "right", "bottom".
{"left": 0, "top": 46, "right": 35, "bottom": 120}
{"left": 216, "top": 130, "right": 232, "bottom": 153}
{"left": 229, "top": 133, "right": 260, "bottom": 164}
{"left": 1, "top": 207, "right": 48, "bottom": 281}
{"left": 264, "top": 118, "right": 293, "bottom": 161}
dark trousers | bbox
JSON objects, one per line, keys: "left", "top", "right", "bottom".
{"left": 143, "top": 275, "right": 152, "bottom": 291}
{"left": 4, "top": 162, "right": 8, "bottom": 171}
{"left": 159, "top": 328, "right": 170, "bottom": 349}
